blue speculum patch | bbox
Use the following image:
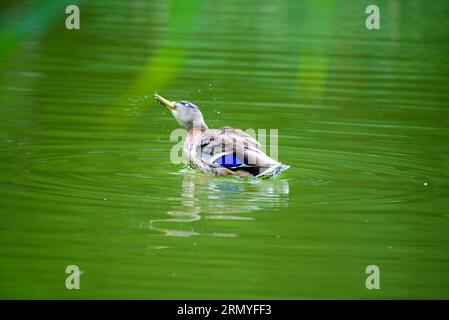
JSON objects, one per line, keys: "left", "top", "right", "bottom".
{"left": 220, "top": 154, "right": 243, "bottom": 167}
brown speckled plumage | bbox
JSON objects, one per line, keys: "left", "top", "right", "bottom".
{"left": 155, "top": 94, "right": 289, "bottom": 178}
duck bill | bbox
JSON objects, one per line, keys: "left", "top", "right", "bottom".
{"left": 154, "top": 94, "right": 175, "bottom": 111}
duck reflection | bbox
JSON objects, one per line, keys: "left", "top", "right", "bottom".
{"left": 149, "top": 173, "right": 289, "bottom": 237}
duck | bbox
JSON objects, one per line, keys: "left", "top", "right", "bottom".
{"left": 154, "top": 94, "right": 289, "bottom": 178}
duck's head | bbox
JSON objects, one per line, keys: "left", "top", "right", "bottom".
{"left": 154, "top": 94, "right": 207, "bottom": 130}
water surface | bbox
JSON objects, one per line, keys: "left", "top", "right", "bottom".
{"left": 1, "top": 0, "right": 449, "bottom": 298}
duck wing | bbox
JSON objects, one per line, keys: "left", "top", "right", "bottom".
{"left": 187, "top": 127, "right": 288, "bottom": 178}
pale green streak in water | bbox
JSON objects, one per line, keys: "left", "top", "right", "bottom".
{"left": 0, "top": 0, "right": 449, "bottom": 299}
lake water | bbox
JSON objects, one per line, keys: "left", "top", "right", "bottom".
{"left": 0, "top": 0, "right": 448, "bottom": 299}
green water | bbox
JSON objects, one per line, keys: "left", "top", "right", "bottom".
{"left": 1, "top": 0, "right": 449, "bottom": 299}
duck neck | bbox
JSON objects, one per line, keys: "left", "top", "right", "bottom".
{"left": 188, "top": 119, "right": 208, "bottom": 131}
{"left": 188, "top": 125, "right": 208, "bottom": 139}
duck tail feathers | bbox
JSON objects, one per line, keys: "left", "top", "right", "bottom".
{"left": 256, "top": 162, "right": 290, "bottom": 179}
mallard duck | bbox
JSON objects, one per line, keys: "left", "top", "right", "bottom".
{"left": 154, "top": 94, "right": 289, "bottom": 178}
